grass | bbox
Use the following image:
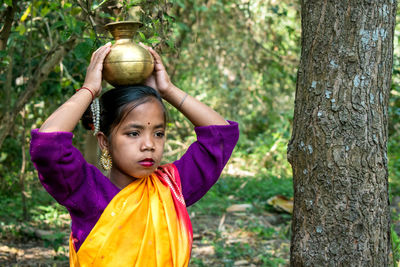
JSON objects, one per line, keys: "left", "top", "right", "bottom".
{"left": 187, "top": 175, "right": 292, "bottom": 266}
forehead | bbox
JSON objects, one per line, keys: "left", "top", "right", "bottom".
{"left": 120, "top": 99, "right": 165, "bottom": 125}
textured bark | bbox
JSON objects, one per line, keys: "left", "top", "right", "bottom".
{"left": 0, "top": 0, "right": 18, "bottom": 51}
{"left": 287, "top": 1, "right": 396, "bottom": 266}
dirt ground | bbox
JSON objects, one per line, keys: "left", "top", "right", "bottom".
{"left": 2, "top": 196, "right": 399, "bottom": 266}
{"left": 0, "top": 211, "right": 291, "bottom": 267}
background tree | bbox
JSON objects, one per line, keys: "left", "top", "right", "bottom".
{"left": 288, "top": 0, "right": 397, "bottom": 265}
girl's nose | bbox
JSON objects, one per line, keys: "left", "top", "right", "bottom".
{"left": 141, "top": 136, "right": 155, "bottom": 151}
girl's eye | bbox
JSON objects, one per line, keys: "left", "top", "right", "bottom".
{"left": 128, "top": 131, "right": 139, "bottom": 137}
{"left": 155, "top": 131, "right": 165, "bottom": 138}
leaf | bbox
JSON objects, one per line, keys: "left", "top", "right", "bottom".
{"left": 16, "top": 24, "right": 26, "bottom": 35}
{"left": 226, "top": 204, "right": 253, "bottom": 212}
{"left": 60, "top": 29, "right": 72, "bottom": 42}
{"left": 63, "top": 2, "right": 72, "bottom": 9}
{"left": 74, "top": 39, "right": 93, "bottom": 60}
{"left": 0, "top": 152, "right": 8, "bottom": 162}
{"left": 5, "top": 0, "right": 12, "bottom": 6}
{"left": 267, "top": 195, "right": 293, "bottom": 214}
{"left": 138, "top": 32, "right": 146, "bottom": 41}
{"left": 40, "top": 6, "right": 50, "bottom": 17}
{"left": 147, "top": 37, "right": 160, "bottom": 44}
{"left": 21, "top": 4, "right": 32, "bottom": 22}
{"left": 65, "top": 15, "right": 75, "bottom": 30}
{"left": 166, "top": 40, "right": 175, "bottom": 49}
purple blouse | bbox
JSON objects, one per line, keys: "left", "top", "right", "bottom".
{"left": 30, "top": 121, "right": 239, "bottom": 251}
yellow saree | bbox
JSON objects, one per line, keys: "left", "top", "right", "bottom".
{"left": 69, "top": 164, "right": 193, "bottom": 267}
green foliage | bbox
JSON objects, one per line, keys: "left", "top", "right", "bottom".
{"left": 159, "top": 0, "right": 300, "bottom": 185}
{"left": 392, "top": 226, "right": 400, "bottom": 265}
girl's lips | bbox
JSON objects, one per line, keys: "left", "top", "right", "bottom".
{"left": 139, "top": 159, "right": 154, "bottom": 167}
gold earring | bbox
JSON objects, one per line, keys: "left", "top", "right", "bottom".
{"left": 100, "top": 149, "right": 112, "bottom": 171}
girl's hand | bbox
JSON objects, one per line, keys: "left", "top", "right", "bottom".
{"left": 142, "top": 44, "right": 174, "bottom": 98}
{"left": 82, "top": 42, "right": 112, "bottom": 97}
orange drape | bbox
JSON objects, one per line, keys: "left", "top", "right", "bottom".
{"left": 69, "top": 164, "right": 192, "bottom": 267}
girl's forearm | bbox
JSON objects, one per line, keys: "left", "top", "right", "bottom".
{"left": 39, "top": 44, "right": 111, "bottom": 133}
{"left": 39, "top": 90, "right": 93, "bottom": 133}
{"left": 163, "top": 85, "right": 229, "bottom": 127}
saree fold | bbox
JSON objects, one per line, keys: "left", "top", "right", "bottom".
{"left": 69, "top": 164, "right": 193, "bottom": 267}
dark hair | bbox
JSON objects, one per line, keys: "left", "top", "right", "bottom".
{"left": 82, "top": 85, "right": 167, "bottom": 137}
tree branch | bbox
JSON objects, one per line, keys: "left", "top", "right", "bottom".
{"left": 0, "top": 37, "right": 78, "bottom": 149}
{"left": 0, "top": 0, "right": 19, "bottom": 51}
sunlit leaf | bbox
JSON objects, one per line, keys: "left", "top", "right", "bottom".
{"left": 71, "top": 7, "right": 82, "bottom": 16}
{"left": 63, "top": 2, "right": 72, "bottom": 9}
{"left": 0, "top": 152, "right": 7, "bottom": 162}
{"left": 147, "top": 37, "right": 160, "bottom": 44}
{"left": 21, "top": 4, "right": 32, "bottom": 22}
{"left": 267, "top": 195, "right": 293, "bottom": 214}
{"left": 138, "top": 32, "right": 146, "bottom": 41}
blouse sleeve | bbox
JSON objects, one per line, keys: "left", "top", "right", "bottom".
{"left": 174, "top": 121, "right": 239, "bottom": 206}
{"left": 29, "top": 129, "right": 119, "bottom": 213}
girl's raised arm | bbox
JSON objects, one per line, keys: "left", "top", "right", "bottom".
{"left": 144, "top": 46, "right": 229, "bottom": 127}
{"left": 39, "top": 43, "right": 111, "bottom": 133}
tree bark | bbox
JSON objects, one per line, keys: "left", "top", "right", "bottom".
{"left": 287, "top": 1, "right": 396, "bottom": 265}
{"left": 0, "top": 37, "right": 78, "bottom": 149}
{"left": 0, "top": 0, "right": 19, "bottom": 51}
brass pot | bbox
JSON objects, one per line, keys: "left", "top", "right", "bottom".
{"left": 103, "top": 21, "right": 154, "bottom": 87}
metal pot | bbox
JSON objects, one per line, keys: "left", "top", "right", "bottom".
{"left": 103, "top": 21, "right": 154, "bottom": 86}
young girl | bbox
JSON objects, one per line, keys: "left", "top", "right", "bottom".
{"left": 30, "top": 42, "right": 239, "bottom": 266}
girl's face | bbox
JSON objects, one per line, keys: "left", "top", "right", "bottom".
{"left": 107, "top": 98, "right": 166, "bottom": 183}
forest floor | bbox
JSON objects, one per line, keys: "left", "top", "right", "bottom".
{"left": 1, "top": 176, "right": 399, "bottom": 267}
{"left": 0, "top": 175, "right": 293, "bottom": 267}
{"left": 0, "top": 210, "right": 291, "bottom": 267}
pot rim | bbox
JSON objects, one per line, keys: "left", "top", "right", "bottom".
{"left": 104, "top": 21, "right": 143, "bottom": 29}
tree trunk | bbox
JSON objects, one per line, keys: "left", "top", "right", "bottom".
{"left": 287, "top": 1, "right": 396, "bottom": 265}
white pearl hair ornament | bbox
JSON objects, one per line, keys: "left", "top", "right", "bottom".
{"left": 90, "top": 98, "right": 100, "bottom": 136}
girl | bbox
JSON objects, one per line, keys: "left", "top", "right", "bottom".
{"left": 30, "top": 42, "right": 239, "bottom": 266}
